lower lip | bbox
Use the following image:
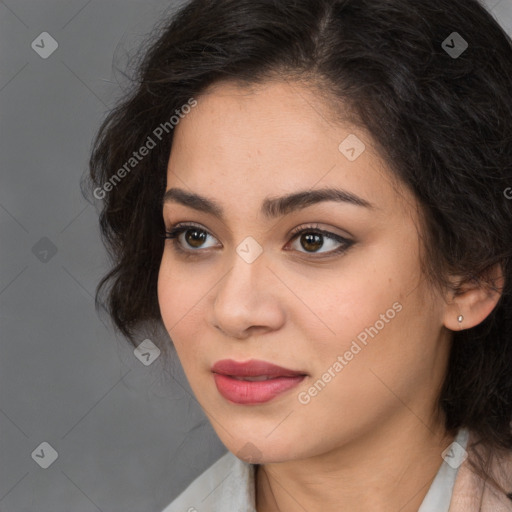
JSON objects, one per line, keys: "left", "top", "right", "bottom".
{"left": 213, "top": 373, "right": 306, "bottom": 404}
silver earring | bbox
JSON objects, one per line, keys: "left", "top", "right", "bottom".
{"left": 457, "top": 315, "right": 463, "bottom": 323}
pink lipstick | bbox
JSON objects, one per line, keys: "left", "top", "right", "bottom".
{"left": 211, "top": 359, "right": 307, "bottom": 404}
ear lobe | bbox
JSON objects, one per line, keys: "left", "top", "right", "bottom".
{"left": 443, "top": 263, "right": 505, "bottom": 331}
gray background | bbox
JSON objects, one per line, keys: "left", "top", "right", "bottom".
{"left": 1, "top": 1, "right": 511, "bottom": 511}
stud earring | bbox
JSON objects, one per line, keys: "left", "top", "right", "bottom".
{"left": 457, "top": 315, "right": 464, "bottom": 323}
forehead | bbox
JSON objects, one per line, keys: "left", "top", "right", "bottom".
{"left": 165, "top": 80, "right": 416, "bottom": 222}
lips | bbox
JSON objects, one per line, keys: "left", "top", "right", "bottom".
{"left": 211, "top": 359, "right": 308, "bottom": 404}
{"left": 211, "top": 359, "right": 307, "bottom": 379}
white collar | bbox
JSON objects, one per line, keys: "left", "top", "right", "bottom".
{"left": 418, "top": 427, "right": 469, "bottom": 512}
{"left": 162, "top": 428, "right": 469, "bottom": 512}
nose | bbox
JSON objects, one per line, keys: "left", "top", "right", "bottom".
{"left": 211, "top": 249, "right": 286, "bottom": 339}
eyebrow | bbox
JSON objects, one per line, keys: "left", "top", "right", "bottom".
{"left": 162, "top": 186, "right": 375, "bottom": 221}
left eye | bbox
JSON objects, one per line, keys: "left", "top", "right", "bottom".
{"left": 288, "top": 229, "right": 350, "bottom": 254}
{"left": 286, "top": 224, "right": 353, "bottom": 256}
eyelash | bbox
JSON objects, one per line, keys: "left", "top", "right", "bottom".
{"left": 162, "top": 222, "right": 354, "bottom": 259}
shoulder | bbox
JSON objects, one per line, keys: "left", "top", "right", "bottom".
{"left": 160, "top": 451, "right": 257, "bottom": 512}
{"left": 449, "top": 430, "right": 512, "bottom": 512}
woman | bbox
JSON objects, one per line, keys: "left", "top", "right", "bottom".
{"left": 84, "top": 0, "right": 512, "bottom": 510}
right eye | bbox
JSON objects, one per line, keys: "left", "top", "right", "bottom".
{"left": 164, "top": 222, "right": 220, "bottom": 253}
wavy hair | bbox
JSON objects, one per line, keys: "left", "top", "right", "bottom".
{"left": 83, "top": 0, "right": 512, "bottom": 497}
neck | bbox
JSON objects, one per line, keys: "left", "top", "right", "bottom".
{"left": 255, "top": 414, "right": 455, "bottom": 512}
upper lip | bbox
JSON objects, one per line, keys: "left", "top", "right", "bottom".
{"left": 211, "top": 359, "right": 307, "bottom": 378}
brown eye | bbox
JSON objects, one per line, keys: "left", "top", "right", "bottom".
{"left": 184, "top": 228, "right": 208, "bottom": 248}
{"left": 300, "top": 233, "right": 324, "bottom": 252}
{"left": 164, "top": 223, "right": 219, "bottom": 252}
{"left": 288, "top": 225, "right": 354, "bottom": 257}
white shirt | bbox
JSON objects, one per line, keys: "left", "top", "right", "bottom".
{"left": 162, "top": 428, "right": 469, "bottom": 512}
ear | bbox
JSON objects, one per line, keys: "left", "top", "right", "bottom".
{"left": 443, "top": 263, "right": 505, "bottom": 331}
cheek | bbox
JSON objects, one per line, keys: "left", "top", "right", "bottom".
{"left": 299, "top": 273, "right": 438, "bottom": 414}
{"left": 293, "top": 256, "right": 404, "bottom": 350}
{"left": 157, "top": 255, "right": 175, "bottom": 326}
{"left": 157, "top": 254, "right": 211, "bottom": 361}
{"left": 295, "top": 233, "right": 426, "bottom": 370}
{"left": 157, "top": 251, "right": 198, "bottom": 317}
{"left": 157, "top": 255, "right": 193, "bottom": 346}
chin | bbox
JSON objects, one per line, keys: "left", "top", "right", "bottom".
{"left": 219, "top": 434, "right": 305, "bottom": 465}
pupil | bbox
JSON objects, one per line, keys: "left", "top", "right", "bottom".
{"left": 302, "top": 233, "right": 323, "bottom": 252}
{"left": 186, "top": 229, "right": 206, "bottom": 248}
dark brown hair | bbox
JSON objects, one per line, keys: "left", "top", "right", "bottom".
{"left": 83, "top": 0, "right": 512, "bottom": 498}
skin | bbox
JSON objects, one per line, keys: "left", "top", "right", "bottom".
{"left": 157, "top": 80, "right": 502, "bottom": 512}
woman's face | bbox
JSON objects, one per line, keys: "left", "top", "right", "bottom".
{"left": 157, "top": 80, "right": 452, "bottom": 463}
